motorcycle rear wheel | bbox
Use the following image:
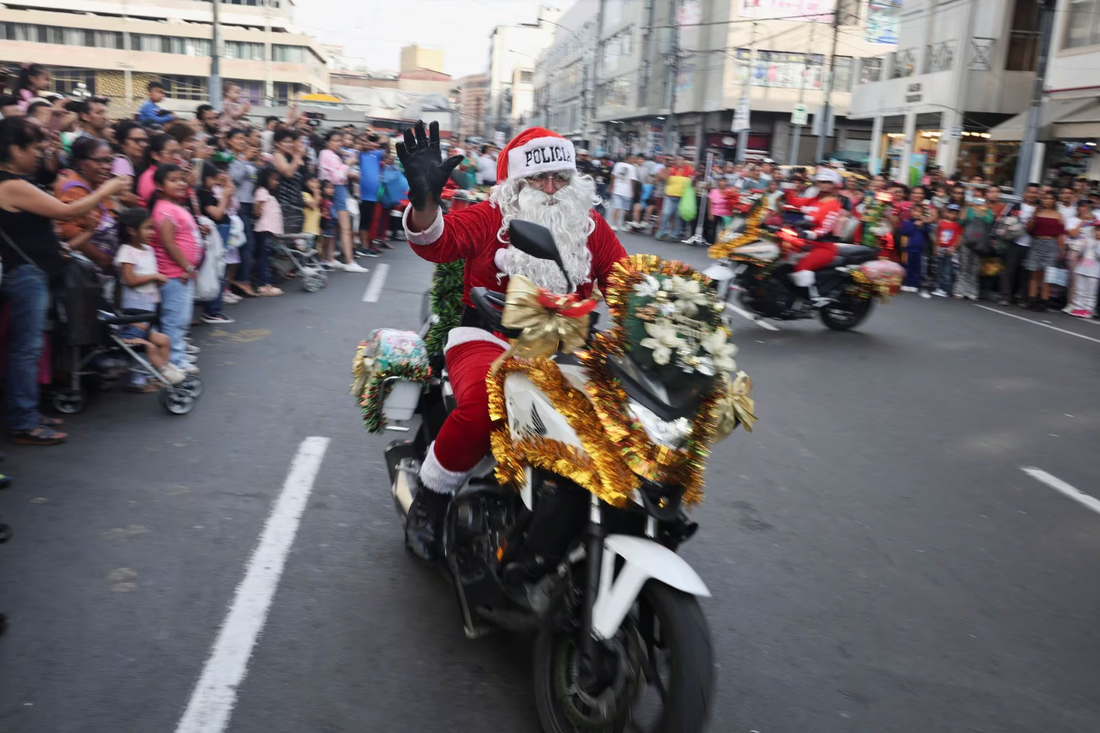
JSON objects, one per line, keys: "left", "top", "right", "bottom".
{"left": 533, "top": 582, "right": 714, "bottom": 733}
{"left": 819, "top": 293, "right": 874, "bottom": 331}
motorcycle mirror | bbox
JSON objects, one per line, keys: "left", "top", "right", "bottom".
{"left": 508, "top": 220, "right": 572, "bottom": 290}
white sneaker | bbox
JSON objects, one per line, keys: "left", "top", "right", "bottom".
{"left": 932, "top": 289, "right": 947, "bottom": 297}
{"left": 342, "top": 262, "right": 369, "bottom": 273}
{"left": 919, "top": 290, "right": 932, "bottom": 299}
{"left": 901, "top": 285, "right": 917, "bottom": 293}
{"left": 160, "top": 364, "right": 186, "bottom": 385}
{"left": 183, "top": 354, "right": 199, "bottom": 364}
{"left": 610, "top": 225, "right": 620, "bottom": 232}
{"left": 180, "top": 363, "right": 201, "bottom": 375}
{"left": 185, "top": 343, "right": 201, "bottom": 355}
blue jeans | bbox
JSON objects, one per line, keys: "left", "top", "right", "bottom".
{"left": 202, "top": 221, "right": 231, "bottom": 316}
{"left": 2, "top": 264, "right": 49, "bottom": 431}
{"left": 161, "top": 277, "right": 194, "bottom": 368}
{"left": 904, "top": 248, "right": 923, "bottom": 288}
{"left": 255, "top": 230, "right": 273, "bottom": 286}
{"left": 658, "top": 196, "right": 681, "bottom": 239}
{"left": 937, "top": 250, "right": 956, "bottom": 293}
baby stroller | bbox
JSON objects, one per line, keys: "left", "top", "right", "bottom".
{"left": 270, "top": 232, "right": 327, "bottom": 292}
{"left": 52, "top": 254, "right": 203, "bottom": 415}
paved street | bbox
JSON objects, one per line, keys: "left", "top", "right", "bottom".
{"left": 2, "top": 229, "right": 1100, "bottom": 733}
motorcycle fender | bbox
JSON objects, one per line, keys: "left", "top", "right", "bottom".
{"left": 703, "top": 262, "right": 734, "bottom": 283}
{"left": 590, "top": 534, "right": 711, "bottom": 640}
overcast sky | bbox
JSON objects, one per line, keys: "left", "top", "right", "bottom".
{"left": 294, "top": 0, "right": 557, "bottom": 78}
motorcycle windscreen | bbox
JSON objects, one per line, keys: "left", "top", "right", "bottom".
{"left": 608, "top": 354, "right": 705, "bottom": 422}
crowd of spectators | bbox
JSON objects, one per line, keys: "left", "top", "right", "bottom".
{"left": 0, "top": 64, "right": 410, "bottom": 451}
{"left": 583, "top": 149, "right": 1099, "bottom": 317}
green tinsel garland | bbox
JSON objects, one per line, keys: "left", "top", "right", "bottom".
{"left": 425, "top": 259, "right": 465, "bottom": 353}
{"left": 860, "top": 197, "right": 890, "bottom": 248}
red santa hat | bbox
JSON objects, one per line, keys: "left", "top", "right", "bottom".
{"left": 497, "top": 127, "right": 577, "bottom": 183}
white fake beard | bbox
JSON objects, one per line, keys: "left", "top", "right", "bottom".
{"left": 491, "top": 174, "right": 599, "bottom": 293}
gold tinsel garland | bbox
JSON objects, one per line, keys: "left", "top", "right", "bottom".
{"left": 707, "top": 200, "right": 768, "bottom": 260}
{"left": 487, "top": 356, "right": 640, "bottom": 507}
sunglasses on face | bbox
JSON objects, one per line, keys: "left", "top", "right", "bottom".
{"left": 526, "top": 171, "right": 572, "bottom": 187}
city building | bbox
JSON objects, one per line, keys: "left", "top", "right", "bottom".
{"left": 986, "top": 0, "right": 1100, "bottom": 182}
{"left": 531, "top": 0, "right": 598, "bottom": 148}
{"left": 850, "top": 0, "right": 1041, "bottom": 183}
{"left": 595, "top": 0, "right": 900, "bottom": 165}
{"left": 401, "top": 45, "right": 445, "bottom": 75}
{"left": 0, "top": 0, "right": 330, "bottom": 117}
{"left": 486, "top": 5, "right": 561, "bottom": 140}
{"left": 455, "top": 72, "right": 490, "bottom": 142}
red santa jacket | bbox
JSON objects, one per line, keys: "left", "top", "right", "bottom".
{"left": 786, "top": 193, "right": 844, "bottom": 239}
{"left": 404, "top": 201, "right": 628, "bottom": 307}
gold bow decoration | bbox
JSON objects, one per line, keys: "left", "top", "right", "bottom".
{"left": 500, "top": 275, "right": 598, "bottom": 359}
{"left": 713, "top": 370, "right": 756, "bottom": 440}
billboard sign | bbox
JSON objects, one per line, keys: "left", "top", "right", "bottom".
{"left": 865, "top": 0, "right": 900, "bottom": 45}
{"left": 736, "top": 0, "right": 835, "bottom": 23}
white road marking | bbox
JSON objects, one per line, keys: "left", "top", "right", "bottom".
{"left": 174, "top": 436, "right": 331, "bottom": 733}
{"left": 1021, "top": 466, "right": 1100, "bottom": 516}
{"left": 727, "top": 304, "right": 780, "bottom": 331}
{"left": 973, "top": 304, "right": 1100, "bottom": 345}
{"left": 362, "top": 263, "right": 390, "bottom": 302}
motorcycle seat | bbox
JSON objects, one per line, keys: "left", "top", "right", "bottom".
{"left": 834, "top": 244, "right": 878, "bottom": 264}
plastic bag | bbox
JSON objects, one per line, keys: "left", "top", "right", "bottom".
{"left": 678, "top": 191, "right": 697, "bottom": 222}
{"left": 195, "top": 216, "right": 225, "bottom": 301}
{"left": 226, "top": 214, "right": 245, "bottom": 249}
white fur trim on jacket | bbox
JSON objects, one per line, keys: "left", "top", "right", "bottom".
{"left": 506, "top": 137, "right": 577, "bottom": 181}
{"left": 443, "top": 326, "right": 510, "bottom": 354}
{"left": 402, "top": 204, "right": 444, "bottom": 245}
{"left": 419, "top": 441, "right": 471, "bottom": 493}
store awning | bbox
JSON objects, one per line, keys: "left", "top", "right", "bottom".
{"left": 1052, "top": 100, "right": 1100, "bottom": 139}
{"left": 987, "top": 99, "right": 1096, "bottom": 141}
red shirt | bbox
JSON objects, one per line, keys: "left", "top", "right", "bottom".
{"left": 787, "top": 194, "right": 844, "bottom": 238}
{"left": 936, "top": 220, "right": 962, "bottom": 250}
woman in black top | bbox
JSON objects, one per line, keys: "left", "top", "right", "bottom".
{"left": 272, "top": 127, "right": 306, "bottom": 234}
{"left": 0, "top": 116, "right": 129, "bottom": 445}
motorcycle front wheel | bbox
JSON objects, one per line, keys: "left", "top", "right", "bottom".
{"left": 819, "top": 292, "right": 874, "bottom": 331}
{"left": 533, "top": 582, "right": 714, "bottom": 733}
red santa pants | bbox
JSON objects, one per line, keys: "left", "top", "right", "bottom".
{"left": 793, "top": 241, "right": 838, "bottom": 272}
{"left": 432, "top": 338, "right": 506, "bottom": 475}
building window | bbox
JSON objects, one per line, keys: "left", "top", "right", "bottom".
{"left": 225, "top": 41, "right": 264, "bottom": 61}
{"left": 0, "top": 23, "right": 120, "bottom": 48}
{"left": 1064, "top": 0, "right": 1100, "bottom": 49}
{"left": 272, "top": 45, "right": 307, "bottom": 63}
{"left": 519, "top": 69, "right": 534, "bottom": 84}
{"left": 50, "top": 68, "right": 96, "bottom": 97}
{"left": 601, "top": 26, "right": 634, "bottom": 66}
{"left": 734, "top": 50, "right": 829, "bottom": 90}
{"left": 1007, "top": 0, "right": 1042, "bottom": 68}
{"left": 227, "top": 79, "right": 264, "bottom": 105}
{"left": 273, "top": 82, "right": 306, "bottom": 105}
{"left": 860, "top": 56, "right": 883, "bottom": 83}
{"left": 601, "top": 75, "right": 630, "bottom": 107}
{"left": 161, "top": 75, "right": 207, "bottom": 101}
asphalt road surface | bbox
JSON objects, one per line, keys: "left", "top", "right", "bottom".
{"left": 2, "top": 225, "right": 1099, "bottom": 733}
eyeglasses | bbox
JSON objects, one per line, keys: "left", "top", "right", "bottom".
{"left": 526, "top": 171, "right": 572, "bottom": 188}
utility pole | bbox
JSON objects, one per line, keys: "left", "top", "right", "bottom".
{"left": 735, "top": 10, "right": 757, "bottom": 163}
{"left": 1013, "top": 0, "right": 1056, "bottom": 194}
{"left": 789, "top": 20, "right": 816, "bottom": 165}
{"left": 209, "top": 0, "right": 223, "bottom": 104}
{"left": 814, "top": 3, "right": 841, "bottom": 162}
{"left": 664, "top": 0, "right": 682, "bottom": 155}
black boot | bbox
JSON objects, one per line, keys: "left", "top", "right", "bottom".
{"left": 405, "top": 486, "right": 451, "bottom": 561}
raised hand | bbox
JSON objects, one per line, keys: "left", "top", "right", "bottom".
{"left": 396, "top": 120, "right": 461, "bottom": 211}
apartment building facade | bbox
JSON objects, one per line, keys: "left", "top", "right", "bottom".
{"left": 486, "top": 6, "right": 561, "bottom": 140}
{"left": 0, "top": 0, "right": 329, "bottom": 117}
{"left": 594, "top": 0, "right": 898, "bottom": 163}
{"left": 531, "top": 0, "right": 598, "bottom": 148}
{"left": 850, "top": 0, "right": 1040, "bottom": 183}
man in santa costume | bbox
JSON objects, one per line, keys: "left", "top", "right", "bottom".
{"left": 397, "top": 121, "right": 627, "bottom": 560}
{"left": 785, "top": 167, "right": 845, "bottom": 306}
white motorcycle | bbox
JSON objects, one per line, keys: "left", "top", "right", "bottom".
{"left": 373, "top": 222, "right": 723, "bottom": 732}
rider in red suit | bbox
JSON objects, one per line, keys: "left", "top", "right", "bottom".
{"left": 785, "top": 168, "right": 845, "bottom": 304}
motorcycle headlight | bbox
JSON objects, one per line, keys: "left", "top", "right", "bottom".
{"left": 628, "top": 400, "right": 693, "bottom": 449}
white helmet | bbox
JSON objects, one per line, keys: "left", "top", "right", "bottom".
{"left": 814, "top": 168, "right": 843, "bottom": 186}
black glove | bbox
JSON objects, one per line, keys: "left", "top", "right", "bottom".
{"left": 395, "top": 120, "right": 462, "bottom": 210}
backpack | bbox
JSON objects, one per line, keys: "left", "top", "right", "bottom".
{"left": 963, "top": 214, "right": 992, "bottom": 255}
